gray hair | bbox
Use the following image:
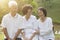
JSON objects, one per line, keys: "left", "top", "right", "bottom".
{"left": 8, "top": 1, "right": 18, "bottom": 8}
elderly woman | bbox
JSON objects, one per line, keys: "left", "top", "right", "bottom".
{"left": 37, "top": 7, "right": 55, "bottom": 40}
{"left": 21, "top": 4, "right": 38, "bottom": 40}
{"left": 30, "top": 7, "right": 55, "bottom": 40}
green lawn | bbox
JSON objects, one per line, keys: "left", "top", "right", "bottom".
{"left": 55, "top": 34, "right": 60, "bottom": 40}
{"left": 0, "top": 27, "right": 4, "bottom": 40}
{"left": 0, "top": 32, "right": 4, "bottom": 40}
{"left": 54, "top": 24, "right": 60, "bottom": 40}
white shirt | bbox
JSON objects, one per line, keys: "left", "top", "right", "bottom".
{"left": 1, "top": 13, "right": 24, "bottom": 39}
{"left": 37, "top": 17, "right": 55, "bottom": 39}
{"left": 23, "top": 15, "right": 38, "bottom": 38}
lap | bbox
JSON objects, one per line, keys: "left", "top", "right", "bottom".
{"left": 48, "top": 38, "right": 54, "bottom": 40}
{"left": 4, "top": 38, "right": 22, "bottom": 40}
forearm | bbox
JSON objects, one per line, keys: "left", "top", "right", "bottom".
{"left": 2, "top": 28, "right": 10, "bottom": 39}
{"left": 46, "top": 28, "right": 53, "bottom": 34}
{"left": 41, "top": 30, "right": 52, "bottom": 36}
{"left": 21, "top": 31, "right": 27, "bottom": 40}
{"left": 46, "top": 30, "right": 52, "bottom": 35}
{"left": 13, "top": 29, "right": 22, "bottom": 39}
{"left": 29, "top": 32, "right": 37, "bottom": 40}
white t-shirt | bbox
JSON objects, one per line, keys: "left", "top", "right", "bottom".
{"left": 1, "top": 13, "right": 24, "bottom": 39}
{"left": 37, "top": 17, "right": 55, "bottom": 39}
{"left": 23, "top": 15, "right": 38, "bottom": 38}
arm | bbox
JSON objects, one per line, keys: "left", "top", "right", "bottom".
{"left": 46, "top": 18, "right": 53, "bottom": 34}
{"left": 13, "top": 29, "right": 22, "bottom": 40}
{"left": 29, "top": 18, "right": 39, "bottom": 40}
{"left": 41, "top": 18, "right": 53, "bottom": 36}
{"left": 2, "top": 28, "right": 11, "bottom": 40}
{"left": 21, "top": 31, "right": 28, "bottom": 40}
{"left": 13, "top": 18, "right": 25, "bottom": 40}
{"left": 29, "top": 32, "right": 37, "bottom": 40}
{"left": 1, "top": 16, "right": 11, "bottom": 40}
{"left": 29, "top": 30, "right": 39, "bottom": 40}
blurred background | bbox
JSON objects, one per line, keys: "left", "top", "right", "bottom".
{"left": 0, "top": 0, "right": 60, "bottom": 40}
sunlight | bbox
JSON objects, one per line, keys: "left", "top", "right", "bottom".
{"left": 0, "top": 0, "right": 5, "bottom": 3}
{"left": 0, "top": 0, "right": 9, "bottom": 9}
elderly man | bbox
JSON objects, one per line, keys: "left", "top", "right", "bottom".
{"left": 1, "top": 1, "right": 24, "bottom": 40}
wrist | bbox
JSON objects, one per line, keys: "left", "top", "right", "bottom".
{"left": 7, "top": 36, "right": 10, "bottom": 39}
{"left": 13, "top": 37, "right": 16, "bottom": 39}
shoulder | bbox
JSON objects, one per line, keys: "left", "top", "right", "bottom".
{"left": 2, "top": 13, "right": 9, "bottom": 19}
{"left": 22, "top": 16, "right": 26, "bottom": 21}
{"left": 16, "top": 13, "right": 24, "bottom": 21}
{"left": 17, "top": 13, "right": 24, "bottom": 20}
{"left": 31, "top": 15, "right": 37, "bottom": 19}
{"left": 46, "top": 17, "right": 52, "bottom": 22}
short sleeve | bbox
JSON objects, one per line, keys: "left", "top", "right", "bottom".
{"left": 18, "top": 17, "right": 26, "bottom": 29}
{"left": 1, "top": 16, "right": 7, "bottom": 28}
{"left": 48, "top": 18, "right": 53, "bottom": 30}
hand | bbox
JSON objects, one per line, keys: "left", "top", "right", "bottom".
{"left": 29, "top": 38, "right": 32, "bottom": 40}
{"left": 35, "top": 29, "right": 40, "bottom": 35}
{"left": 24, "top": 38, "right": 29, "bottom": 40}
{"left": 21, "top": 31, "right": 25, "bottom": 35}
{"left": 7, "top": 37, "right": 11, "bottom": 40}
{"left": 13, "top": 39, "right": 16, "bottom": 40}
{"left": 12, "top": 37, "right": 16, "bottom": 40}
{"left": 7, "top": 38, "right": 11, "bottom": 40}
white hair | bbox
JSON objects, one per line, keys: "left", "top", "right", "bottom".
{"left": 8, "top": 1, "right": 18, "bottom": 8}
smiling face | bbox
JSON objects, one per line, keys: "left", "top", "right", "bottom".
{"left": 26, "top": 9, "right": 32, "bottom": 16}
{"left": 22, "top": 5, "right": 33, "bottom": 17}
{"left": 38, "top": 7, "right": 47, "bottom": 19}
{"left": 9, "top": 4, "right": 18, "bottom": 13}
{"left": 9, "top": 4, "right": 18, "bottom": 17}
{"left": 38, "top": 10, "right": 45, "bottom": 18}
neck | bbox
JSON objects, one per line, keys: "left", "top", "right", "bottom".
{"left": 40, "top": 17, "right": 46, "bottom": 22}
{"left": 10, "top": 12, "right": 16, "bottom": 17}
{"left": 25, "top": 15, "right": 31, "bottom": 20}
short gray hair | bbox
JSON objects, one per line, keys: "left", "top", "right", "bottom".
{"left": 8, "top": 1, "right": 18, "bottom": 8}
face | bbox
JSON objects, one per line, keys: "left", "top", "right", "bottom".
{"left": 26, "top": 9, "right": 32, "bottom": 16}
{"left": 9, "top": 4, "right": 18, "bottom": 14}
{"left": 38, "top": 10, "right": 45, "bottom": 18}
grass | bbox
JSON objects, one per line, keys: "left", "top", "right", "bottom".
{"left": 0, "top": 27, "right": 4, "bottom": 40}
{"left": 0, "top": 32, "right": 4, "bottom": 40}
{"left": 55, "top": 34, "right": 60, "bottom": 40}
{"left": 54, "top": 23, "right": 60, "bottom": 40}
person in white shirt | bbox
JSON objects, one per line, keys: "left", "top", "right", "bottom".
{"left": 1, "top": 1, "right": 24, "bottom": 40}
{"left": 35, "top": 7, "right": 55, "bottom": 40}
{"left": 21, "top": 4, "right": 38, "bottom": 40}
